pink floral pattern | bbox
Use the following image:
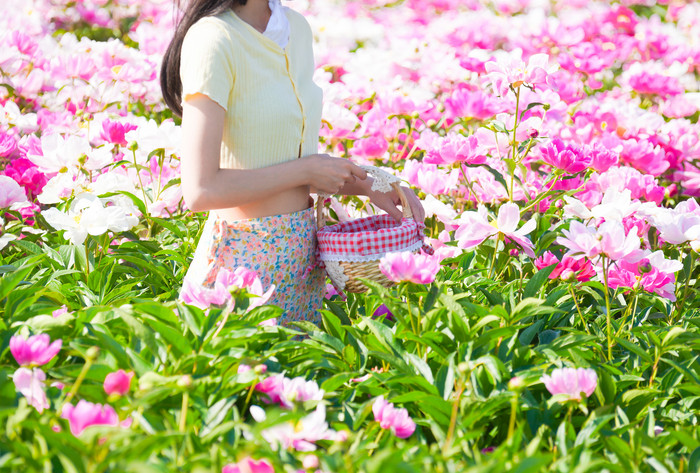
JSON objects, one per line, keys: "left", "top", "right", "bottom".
{"left": 194, "top": 207, "right": 325, "bottom": 325}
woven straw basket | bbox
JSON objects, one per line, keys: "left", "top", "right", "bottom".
{"left": 316, "top": 166, "right": 425, "bottom": 294}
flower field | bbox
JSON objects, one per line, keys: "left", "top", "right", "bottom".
{"left": 1, "top": 0, "right": 700, "bottom": 471}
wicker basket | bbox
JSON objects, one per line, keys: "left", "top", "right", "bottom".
{"left": 316, "top": 166, "right": 425, "bottom": 295}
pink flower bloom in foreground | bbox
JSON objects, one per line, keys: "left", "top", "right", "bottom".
{"left": 372, "top": 396, "right": 416, "bottom": 438}
{"left": 103, "top": 369, "right": 134, "bottom": 396}
{"left": 455, "top": 203, "right": 536, "bottom": 257}
{"left": 0, "top": 175, "right": 28, "bottom": 208}
{"left": 13, "top": 367, "right": 49, "bottom": 413}
{"left": 61, "top": 400, "right": 120, "bottom": 436}
{"left": 222, "top": 458, "right": 274, "bottom": 473}
{"left": 379, "top": 251, "right": 441, "bottom": 284}
{"left": 10, "top": 334, "right": 62, "bottom": 367}
{"left": 542, "top": 367, "right": 597, "bottom": 402}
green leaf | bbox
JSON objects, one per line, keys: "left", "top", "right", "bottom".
{"left": 523, "top": 264, "right": 556, "bottom": 299}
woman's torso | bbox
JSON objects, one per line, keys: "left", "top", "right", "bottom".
{"left": 198, "top": 8, "right": 322, "bottom": 221}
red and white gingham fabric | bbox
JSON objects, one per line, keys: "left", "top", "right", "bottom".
{"left": 317, "top": 215, "right": 432, "bottom": 262}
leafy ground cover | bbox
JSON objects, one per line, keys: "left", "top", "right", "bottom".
{"left": 1, "top": 0, "right": 700, "bottom": 471}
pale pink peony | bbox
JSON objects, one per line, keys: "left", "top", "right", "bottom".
{"left": 249, "top": 404, "right": 336, "bottom": 452}
{"left": 372, "top": 396, "right": 416, "bottom": 438}
{"left": 13, "top": 367, "right": 49, "bottom": 413}
{"left": 61, "top": 400, "right": 120, "bottom": 436}
{"left": 455, "top": 203, "right": 536, "bottom": 257}
{"left": 103, "top": 369, "right": 134, "bottom": 396}
{"left": 542, "top": 367, "right": 597, "bottom": 402}
{"left": 255, "top": 374, "right": 324, "bottom": 409}
{"left": 10, "top": 334, "right": 62, "bottom": 367}
{"left": 222, "top": 458, "right": 274, "bottom": 473}
{"left": 379, "top": 251, "right": 441, "bottom": 284}
{"left": 485, "top": 52, "right": 553, "bottom": 96}
{"left": 0, "top": 175, "right": 28, "bottom": 208}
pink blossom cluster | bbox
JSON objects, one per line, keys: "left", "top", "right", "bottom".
{"left": 180, "top": 267, "right": 275, "bottom": 315}
{"left": 372, "top": 395, "right": 416, "bottom": 438}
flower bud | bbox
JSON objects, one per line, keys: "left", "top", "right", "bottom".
{"left": 302, "top": 455, "right": 319, "bottom": 469}
{"left": 638, "top": 259, "right": 652, "bottom": 274}
{"left": 177, "top": 375, "right": 192, "bottom": 389}
{"left": 508, "top": 376, "right": 525, "bottom": 391}
{"left": 86, "top": 346, "right": 100, "bottom": 361}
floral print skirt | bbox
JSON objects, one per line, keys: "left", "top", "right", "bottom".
{"left": 185, "top": 206, "right": 325, "bottom": 325}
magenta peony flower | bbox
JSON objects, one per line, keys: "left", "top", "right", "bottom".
{"left": 542, "top": 367, "right": 597, "bottom": 402}
{"left": 372, "top": 396, "right": 416, "bottom": 438}
{"left": 61, "top": 400, "right": 120, "bottom": 436}
{"left": 222, "top": 458, "right": 274, "bottom": 473}
{"left": 379, "top": 251, "right": 441, "bottom": 285}
{"left": 103, "top": 369, "right": 134, "bottom": 396}
{"left": 10, "top": 334, "right": 62, "bottom": 367}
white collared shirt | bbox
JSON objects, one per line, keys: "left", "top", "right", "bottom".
{"left": 263, "top": 0, "right": 290, "bottom": 48}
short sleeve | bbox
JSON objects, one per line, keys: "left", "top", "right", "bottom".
{"left": 180, "top": 18, "right": 234, "bottom": 111}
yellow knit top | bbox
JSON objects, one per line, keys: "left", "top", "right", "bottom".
{"left": 179, "top": 8, "right": 323, "bottom": 169}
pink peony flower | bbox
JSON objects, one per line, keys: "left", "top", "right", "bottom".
{"left": 542, "top": 367, "right": 597, "bottom": 402}
{"left": 103, "top": 369, "right": 134, "bottom": 396}
{"left": 61, "top": 400, "right": 120, "bottom": 436}
{"left": 540, "top": 139, "right": 591, "bottom": 174}
{"left": 222, "top": 458, "right": 274, "bottom": 473}
{"left": 0, "top": 175, "right": 28, "bottom": 208}
{"left": 485, "top": 52, "right": 553, "bottom": 96}
{"left": 10, "top": 334, "right": 62, "bottom": 367}
{"left": 250, "top": 404, "right": 336, "bottom": 452}
{"left": 99, "top": 119, "right": 138, "bottom": 147}
{"left": 372, "top": 396, "right": 416, "bottom": 438}
{"left": 13, "top": 367, "right": 49, "bottom": 413}
{"left": 455, "top": 203, "right": 536, "bottom": 257}
{"left": 379, "top": 251, "right": 441, "bottom": 285}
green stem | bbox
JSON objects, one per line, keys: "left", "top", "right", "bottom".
{"left": 602, "top": 258, "right": 613, "bottom": 361}
{"left": 84, "top": 242, "right": 90, "bottom": 278}
{"left": 443, "top": 380, "right": 465, "bottom": 456}
{"left": 509, "top": 87, "right": 521, "bottom": 202}
{"left": 488, "top": 234, "right": 501, "bottom": 280}
{"left": 63, "top": 354, "right": 94, "bottom": 408}
{"left": 507, "top": 392, "right": 518, "bottom": 442}
{"left": 178, "top": 391, "right": 189, "bottom": 433}
{"left": 569, "top": 285, "right": 590, "bottom": 335}
{"left": 368, "top": 426, "right": 386, "bottom": 456}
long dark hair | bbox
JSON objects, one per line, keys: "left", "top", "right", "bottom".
{"left": 160, "top": 0, "right": 246, "bottom": 117}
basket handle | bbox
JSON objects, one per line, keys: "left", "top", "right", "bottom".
{"left": 316, "top": 165, "right": 413, "bottom": 228}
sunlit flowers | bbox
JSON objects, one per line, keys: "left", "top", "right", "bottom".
{"left": 455, "top": 203, "right": 536, "bottom": 257}
{"left": 42, "top": 193, "right": 139, "bottom": 245}
{"left": 249, "top": 404, "right": 337, "bottom": 452}
{"left": 542, "top": 368, "right": 597, "bottom": 402}
{"left": 485, "top": 51, "right": 554, "bottom": 96}
{"left": 372, "top": 396, "right": 416, "bottom": 438}
{"left": 379, "top": 251, "right": 441, "bottom": 284}
{"left": 10, "top": 333, "right": 62, "bottom": 367}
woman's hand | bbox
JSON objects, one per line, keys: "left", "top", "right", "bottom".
{"left": 369, "top": 185, "right": 426, "bottom": 224}
{"left": 300, "top": 154, "right": 368, "bottom": 194}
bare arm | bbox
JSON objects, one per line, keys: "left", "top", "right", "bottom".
{"left": 180, "top": 94, "right": 367, "bottom": 212}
